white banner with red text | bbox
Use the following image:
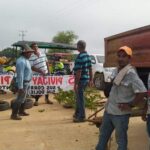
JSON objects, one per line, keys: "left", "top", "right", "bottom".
{"left": 0, "top": 74, "right": 74, "bottom": 94}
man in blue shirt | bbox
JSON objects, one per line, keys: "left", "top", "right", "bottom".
{"left": 10, "top": 44, "right": 34, "bottom": 120}
{"left": 73, "top": 40, "right": 93, "bottom": 122}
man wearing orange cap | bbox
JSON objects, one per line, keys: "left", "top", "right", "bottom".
{"left": 96, "top": 46, "right": 147, "bottom": 150}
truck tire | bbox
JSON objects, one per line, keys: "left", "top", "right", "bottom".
{"left": 0, "top": 100, "right": 10, "bottom": 111}
{"left": 24, "top": 98, "right": 33, "bottom": 109}
{"left": 93, "top": 73, "right": 105, "bottom": 90}
{"left": 11, "top": 98, "right": 33, "bottom": 109}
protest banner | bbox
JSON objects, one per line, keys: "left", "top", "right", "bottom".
{"left": 29, "top": 75, "right": 74, "bottom": 95}
{"left": 0, "top": 74, "right": 74, "bottom": 95}
{"left": 0, "top": 74, "right": 13, "bottom": 91}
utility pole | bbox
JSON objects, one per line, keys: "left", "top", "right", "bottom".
{"left": 19, "top": 30, "right": 27, "bottom": 41}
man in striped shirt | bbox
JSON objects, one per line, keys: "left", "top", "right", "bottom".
{"left": 73, "top": 40, "right": 93, "bottom": 122}
{"left": 29, "top": 43, "right": 53, "bottom": 106}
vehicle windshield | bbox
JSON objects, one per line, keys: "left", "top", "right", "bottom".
{"left": 90, "top": 55, "right": 104, "bottom": 64}
{"left": 96, "top": 55, "right": 104, "bottom": 63}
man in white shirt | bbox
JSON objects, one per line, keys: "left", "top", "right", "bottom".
{"left": 29, "top": 42, "right": 53, "bottom": 106}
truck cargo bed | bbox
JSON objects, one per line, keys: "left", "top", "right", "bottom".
{"left": 104, "top": 25, "right": 150, "bottom": 68}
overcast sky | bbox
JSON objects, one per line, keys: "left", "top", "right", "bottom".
{"left": 0, "top": 0, "right": 150, "bottom": 54}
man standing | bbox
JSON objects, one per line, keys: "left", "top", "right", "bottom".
{"left": 11, "top": 44, "right": 34, "bottom": 120}
{"left": 73, "top": 40, "right": 93, "bottom": 122}
{"left": 96, "top": 46, "right": 147, "bottom": 150}
{"left": 29, "top": 43, "right": 53, "bottom": 106}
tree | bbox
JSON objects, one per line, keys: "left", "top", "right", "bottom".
{"left": 49, "top": 31, "right": 78, "bottom": 53}
{"left": 52, "top": 31, "right": 78, "bottom": 44}
{"left": 0, "top": 47, "right": 19, "bottom": 58}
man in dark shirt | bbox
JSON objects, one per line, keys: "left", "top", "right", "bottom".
{"left": 73, "top": 40, "right": 93, "bottom": 122}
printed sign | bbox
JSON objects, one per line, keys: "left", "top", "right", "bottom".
{"left": 0, "top": 74, "right": 13, "bottom": 91}
{"left": 0, "top": 74, "right": 74, "bottom": 95}
{"left": 29, "top": 75, "right": 74, "bottom": 95}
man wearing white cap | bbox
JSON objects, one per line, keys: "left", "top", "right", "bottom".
{"left": 96, "top": 46, "right": 147, "bottom": 150}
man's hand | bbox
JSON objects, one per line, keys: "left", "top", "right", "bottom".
{"left": 31, "top": 66, "right": 46, "bottom": 76}
{"left": 88, "top": 80, "right": 93, "bottom": 87}
{"left": 118, "top": 103, "right": 131, "bottom": 111}
{"left": 141, "top": 113, "right": 147, "bottom": 121}
{"left": 74, "top": 84, "right": 78, "bottom": 93}
{"left": 40, "top": 70, "right": 46, "bottom": 76}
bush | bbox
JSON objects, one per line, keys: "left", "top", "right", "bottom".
{"left": 54, "top": 87, "right": 103, "bottom": 110}
{"left": 54, "top": 88, "right": 75, "bottom": 108}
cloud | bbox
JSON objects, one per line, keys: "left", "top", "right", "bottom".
{"left": 0, "top": 0, "right": 150, "bottom": 54}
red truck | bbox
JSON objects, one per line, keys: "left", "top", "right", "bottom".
{"left": 104, "top": 25, "right": 150, "bottom": 95}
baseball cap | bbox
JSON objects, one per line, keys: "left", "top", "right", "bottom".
{"left": 118, "top": 46, "right": 132, "bottom": 56}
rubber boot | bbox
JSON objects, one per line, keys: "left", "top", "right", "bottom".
{"left": 34, "top": 96, "right": 39, "bottom": 106}
{"left": 45, "top": 95, "right": 53, "bottom": 104}
{"left": 19, "top": 103, "right": 29, "bottom": 116}
{"left": 10, "top": 103, "right": 22, "bottom": 120}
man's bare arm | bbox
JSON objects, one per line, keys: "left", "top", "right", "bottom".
{"left": 31, "top": 66, "right": 44, "bottom": 74}
{"left": 75, "top": 70, "right": 82, "bottom": 85}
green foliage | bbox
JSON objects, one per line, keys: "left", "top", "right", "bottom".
{"left": 0, "top": 47, "right": 20, "bottom": 58}
{"left": 54, "top": 88, "right": 75, "bottom": 108}
{"left": 85, "top": 87, "right": 102, "bottom": 110}
{"left": 49, "top": 30, "right": 78, "bottom": 53}
{"left": 54, "top": 87, "right": 103, "bottom": 110}
{"left": 52, "top": 31, "right": 78, "bottom": 44}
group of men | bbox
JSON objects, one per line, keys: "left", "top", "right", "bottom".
{"left": 10, "top": 40, "right": 92, "bottom": 122}
{"left": 73, "top": 43, "right": 149, "bottom": 149}
{"left": 10, "top": 39, "right": 150, "bottom": 149}
{"left": 73, "top": 43, "right": 148, "bottom": 149}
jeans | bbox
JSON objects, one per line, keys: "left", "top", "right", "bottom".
{"left": 15, "top": 82, "right": 30, "bottom": 105}
{"left": 74, "top": 81, "right": 88, "bottom": 120}
{"left": 96, "top": 111, "right": 130, "bottom": 150}
{"left": 147, "top": 114, "right": 150, "bottom": 137}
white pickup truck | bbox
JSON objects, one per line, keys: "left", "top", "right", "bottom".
{"left": 90, "top": 54, "right": 114, "bottom": 90}
{"left": 69, "top": 53, "right": 114, "bottom": 90}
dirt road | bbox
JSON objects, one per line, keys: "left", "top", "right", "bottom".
{"left": 0, "top": 93, "right": 149, "bottom": 150}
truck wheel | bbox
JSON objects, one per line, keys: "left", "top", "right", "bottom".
{"left": 0, "top": 100, "right": 10, "bottom": 111}
{"left": 93, "top": 73, "right": 105, "bottom": 90}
